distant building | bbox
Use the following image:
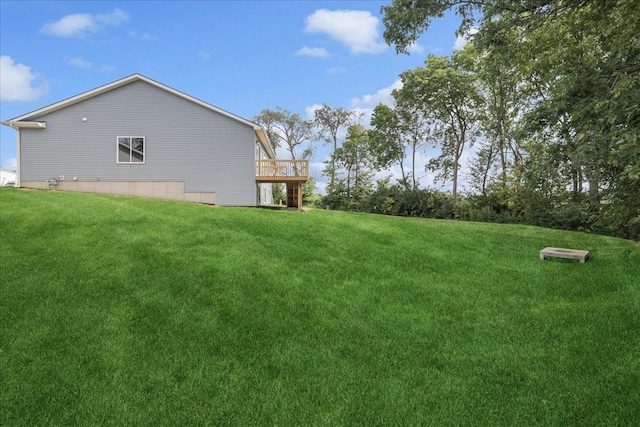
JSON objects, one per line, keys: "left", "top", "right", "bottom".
{"left": 1, "top": 169, "right": 16, "bottom": 186}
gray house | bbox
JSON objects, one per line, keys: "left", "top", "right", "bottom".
{"left": 2, "top": 74, "right": 308, "bottom": 207}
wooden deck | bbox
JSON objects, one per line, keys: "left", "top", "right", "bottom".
{"left": 256, "top": 159, "right": 308, "bottom": 209}
{"left": 540, "top": 247, "right": 590, "bottom": 263}
{"left": 256, "top": 159, "right": 309, "bottom": 183}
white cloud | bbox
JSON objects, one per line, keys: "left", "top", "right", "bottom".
{"left": 453, "top": 27, "right": 478, "bottom": 51}
{"left": 41, "top": 8, "right": 129, "bottom": 38}
{"left": 96, "top": 8, "right": 129, "bottom": 26}
{"left": 310, "top": 161, "right": 328, "bottom": 194}
{"left": 0, "top": 56, "right": 48, "bottom": 102}
{"left": 305, "top": 104, "right": 323, "bottom": 120}
{"left": 41, "top": 13, "right": 93, "bottom": 38}
{"left": 274, "top": 145, "right": 290, "bottom": 160}
{"left": 407, "top": 42, "right": 425, "bottom": 54}
{"left": 304, "top": 80, "right": 403, "bottom": 143}
{"left": 65, "top": 56, "right": 114, "bottom": 72}
{"left": 315, "top": 180, "right": 328, "bottom": 195}
{"left": 295, "top": 46, "right": 329, "bottom": 58}
{"left": 453, "top": 35, "right": 468, "bottom": 51}
{"left": 67, "top": 56, "right": 93, "bottom": 69}
{"left": 310, "top": 161, "right": 326, "bottom": 176}
{"left": 305, "top": 9, "right": 386, "bottom": 54}
{"left": 350, "top": 79, "right": 402, "bottom": 109}
{"left": 344, "top": 107, "right": 370, "bottom": 127}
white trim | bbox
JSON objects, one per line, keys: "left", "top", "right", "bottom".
{"left": 255, "top": 128, "right": 275, "bottom": 159}
{"left": 0, "top": 121, "right": 46, "bottom": 129}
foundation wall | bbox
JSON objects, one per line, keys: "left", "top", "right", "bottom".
{"left": 21, "top": 181, "right": 216, "bottom": 205}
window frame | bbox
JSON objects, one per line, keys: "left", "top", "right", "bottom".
{"left": 116, "top": 136, "right": 146, "bottom": 164}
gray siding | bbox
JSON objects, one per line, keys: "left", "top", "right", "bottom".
{"left": 19, "top": 80, "right": 257, "bottom": 205}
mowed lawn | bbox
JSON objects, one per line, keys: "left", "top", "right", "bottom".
{"left": 1, "top": 188, "right": 639, "bottom": 426}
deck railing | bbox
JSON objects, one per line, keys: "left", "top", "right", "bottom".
{"left": 256, "top": 159, "right": 309, "bottom": 182}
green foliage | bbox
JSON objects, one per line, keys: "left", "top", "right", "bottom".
{"left": 335, "top": 125, "right": 374, "bottom": 195}
{"left": 272, "top": 183, "right": 286, "bottom": 205}
{"left": 302, "top": 175, "right": 319, "bottom": 206}
{"left": 368, "top": 103, "right": 409, "bottom": 186}
{"left": 400, "top": 50, "right": 482, "bottom": 198}
{"left": 260, "top": 0, "right": 639, "bottom": 240}
{"left": 314, "top": 104, "right": 356, "bottom": 190}
{"left": 321, "top": 125, "right": 374, "bottom": 210}
{"left": 381, "top": 0, "right": 476, "bottom": 54}
{"left": 253, "top": 106, "right": 314, "bottom": 160}
{"left": 379, "top": 0, "right": 640, "bottom": 239}
{"left": 344, "top": 182, "right": 457, "bottom": 219}
{"left": 368, "top": 83, "right": 432, "bottom": 191}
{"left": 466, "top": 36, "right": 526, "bottom": 191}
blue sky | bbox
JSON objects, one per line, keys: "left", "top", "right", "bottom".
{"left": 0, "top": 0, "right": 468, "bottom": 191}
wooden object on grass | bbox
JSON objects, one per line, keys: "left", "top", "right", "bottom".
{"left": 540, "top": 247, "right": 590, "bottom": 263}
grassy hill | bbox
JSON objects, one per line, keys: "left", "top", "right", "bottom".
{"left": 1, "top": 188, "right": 639, "bottom": 426}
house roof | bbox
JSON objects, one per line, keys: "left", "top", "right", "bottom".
{"left": 1, "top": 73, "right": 275, "bottom": 158}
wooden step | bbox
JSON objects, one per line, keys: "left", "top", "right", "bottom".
{"left": 540, "top": 247, "right": 590, "bottom": 263}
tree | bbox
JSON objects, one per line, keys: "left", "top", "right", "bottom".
{"left": 381, "top": 0, "right": 640, "bottom": 239}
{"left": 457, "top": 35, "right": 529, "bottom": 202}
{"left": 471, "top": 39, "right": 525, "bottom": 184}
{"left": 467, "top": 140, "right": 498, "bottom": 198}
{"left": 392, "top": 80, "right": 433, "bottom": 190}
{"left": 400, "top": 50, "right": 482, "bottom": 199}
{"left": 302, "top": 176, "right": 319, "bottom": 205}
{"left": 272, "top": 183, "right": 286, "bottom": 206}
{"left": 368, "top": 90, "right": 431, "bottom": 191}
{"left": 314, "top": 104, "right": 356, "bottom": 192}
{"left": 369, "top": 103, "right": 408, "bottom": 186}
{"left": 253, "top": 107, "right": 315, "bottom": 161}
{"left": 252, "top": 109, "right": 281, "bottom": 153}
{"left": 332, "top": 124, "right": 373, "bottom": 199}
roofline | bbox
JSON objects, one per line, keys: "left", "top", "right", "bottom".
{"left": 255, "top": 128, "right": 275, "bottom": 158}
{"left": 3, "top": 73, "right": 275, "bottom": 157}
{"left": 0, "top": 121, "right": 46, "bottom": 129}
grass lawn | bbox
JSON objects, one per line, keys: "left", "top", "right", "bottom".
{"left": 1, "top": 188, "right": 639, "bottom": 426}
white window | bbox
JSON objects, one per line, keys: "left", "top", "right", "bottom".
{"left": 117, "top": 136, "right": 145, "bottom": 164}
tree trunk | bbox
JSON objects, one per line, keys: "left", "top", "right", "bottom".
{"left": 330, "top": 137, "right": 337, "bottom": 191}
{"left": 482, "top": 143, "right": 494, "bottom": 198}
{"left": 412, "top": 142, "right": 417, "bottom": 190}
{"left": 453, "top": 160, "right": 459, "bottom": 200}
{"left": 399, "top": 156, "right": 408, "bottom": 188}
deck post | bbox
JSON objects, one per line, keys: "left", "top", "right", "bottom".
{"left": 297, "top": 182, "right": 303, "bottom": 211}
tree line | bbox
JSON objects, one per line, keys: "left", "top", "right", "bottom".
{"left": 253, "top": 0, "right": 639, "bottom": 241}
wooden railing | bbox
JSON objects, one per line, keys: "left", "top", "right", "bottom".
{"left": 256, "top": 159, "right": 309, "bottom": 182}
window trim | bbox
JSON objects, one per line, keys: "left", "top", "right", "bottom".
{"left": 116, "top": 136, "right": 145, "bottom": 164}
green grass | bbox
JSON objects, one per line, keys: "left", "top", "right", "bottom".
{"left": 1, "top": 187, "right": 639, "bottom": 426}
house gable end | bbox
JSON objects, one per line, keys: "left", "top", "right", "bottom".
{"left": 3, "top": 74, "right": 274, "bottom": 158}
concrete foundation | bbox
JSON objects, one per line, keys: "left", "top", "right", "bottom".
{"left": 21, "top": 180, "right": 216, "bottom": 205}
